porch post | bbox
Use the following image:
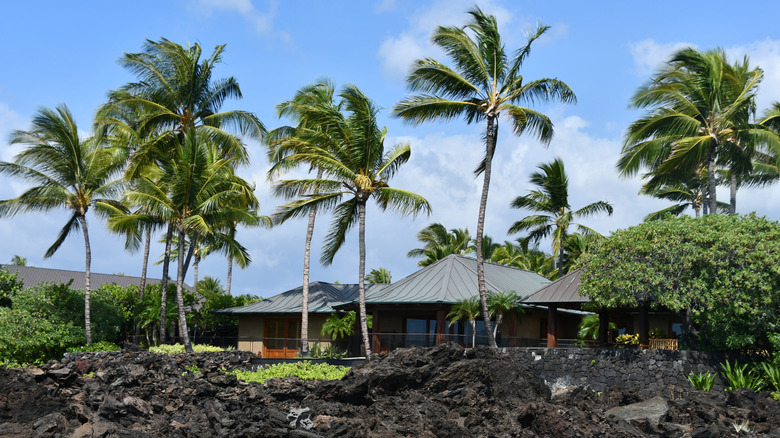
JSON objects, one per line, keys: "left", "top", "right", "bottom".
{"left": 639, "top": 304, "right": 649, "bottom": 347}
{"left": 546, "top": 305, "right": 558, "bottom": 348}
{"left": 598, "top": 309, "right": 609, "bottom": 347}
{"left": 372, "top": 310, "right": 381, "bottom": 353}
{"left": 435, "top": 309, "right": 447, "bottom": 345}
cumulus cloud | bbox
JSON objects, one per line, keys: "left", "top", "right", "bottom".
{"left": 628, "top": 39, "right": 695, "bottom": 77}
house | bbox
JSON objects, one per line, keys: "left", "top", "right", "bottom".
{"left": 0, "top": 264, "right": 193, "bottom": 292}
{"left": 215, "top": 281, "right": 383, "bottom": 358}
{"left": 218, "top": 255, "right": 585, "bottom": 357}
{"left": 524, "top": 269, "right": 682, "bottom": 348}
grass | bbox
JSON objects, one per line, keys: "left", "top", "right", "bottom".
{"left": 148, "top": 343, "right": 228, "bottom": 354}
{"left": 229, "top": 361, "right": 350, "bottom": 384}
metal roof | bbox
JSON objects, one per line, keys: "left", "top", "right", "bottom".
{"left": 356, "top": 254, "right": 551, "bottom": 305}
{"left": 522, "top": 269, "right": 588, "bottom": 305}
{"left": 214, "top": 281, "right": 385, "bottom": 314}
{"left": 0, "top": 264, "right": 193, "bottom": 292}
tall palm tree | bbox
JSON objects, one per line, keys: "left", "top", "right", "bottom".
{"left": 0, "top": 105, "right": 123, "bottom": 345}
{"left": 267, "top": 80, "right": 339, "bottom": 357}
{"left": 99, "top": 38, "right": 264, "bottom": 341}
{"left": 618, "top": 48, "right": 769, "bottom": 214}
{"left": 274, "top": 84, "right": 431, "bottom": 356}
{"left": 394, "top": 7, "right": 575, "bottom": 348}
{"left": 114, "top": 130, "right": 255, "bottom": 352}
{"left": 508, "top": 158, "right": 612, "bottom": 277}
{"left": 407, "top": 223, "right": 473, "bottom": 266}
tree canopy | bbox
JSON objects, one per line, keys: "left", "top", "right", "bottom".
{"left": 578, "top": 214, "right": 780, "bottom": 351}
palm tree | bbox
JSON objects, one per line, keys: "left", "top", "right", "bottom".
{"left": 618, "top": 48, "right": 769, "bottom": 214}
{"left": 267, "top": 80, "right": 339, "bottom": 357}
{"left": 394, "top": 7, "right": 575, "bottom": 348}
{"left": 365, "top": 267, "right": 392, "bottom": 284}
{"left": 448, "top": 297, "right": 481, "bottom": 348}
{"left": 487, "top": 291, "right": 523, "bottom": 340}
{"left": 577, "top": 314, "right": 616, "bottom": 341}
{"left": 0, "top": 105, "right": 123, "bottom": 345}
{"left": 407, "top": 223, "right": 473, "bottom": 266}
{"left": 274, "top": 84, "right": 431, "bottom": 356}
{"left": 100, "top": 38, "right": 264, "bottom": 342}
{"left": 10, "top": 255, "right": 26, "bottom": 266}
{"left": 115, "top": 130, "right": 255, "bottom": 352}
{"left": 508, "top": 158, "right": 613, "bottom": 277}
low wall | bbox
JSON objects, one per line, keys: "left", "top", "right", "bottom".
{"left": 509, "top": 348, "right": 731, "bottom": 398}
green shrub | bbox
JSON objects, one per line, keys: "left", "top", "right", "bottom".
{"left": 721, "top": 360, "right": 764, "bottom": 391}
{"left": 230, "top": 361, "right": 350, "bottom": 384}
{"left": 183, "top": 364, "right": 201, "bottom": 375}
{"left": 0, "top": 306, "right": 84, "bottom": 363}
{"left": 760, "top": 362, "right": 780, "bottom": 392}
{"left": 649, "top": 328, "right": 668, "bottom": 339}
{"left": 149, "top": 343, "right": 227, "bottom": 354}
{"left": 309, "top": 343, "right": 347, "bottom": 359}
{"left": 687, "top": 371, "right": 715, "bottom": 391}
{"left": 615, "top": 333, "right": 638, "bottom": 347}
{"left": 0, "top": 358, "right": 24, "bottom": 369}
{"left": 67, "top": 341, "right": 122, "bottom": 353}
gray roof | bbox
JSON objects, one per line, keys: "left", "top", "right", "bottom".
{"left": 522, "top": 269, "right": 588, "bottom": 305}
{"left": 0, "top": 264, "right": 193, "bottom": 292}
{"left": 214, "top": 281, "right": 385, "bottom": 314}
{"left": 355, "top": 254, "right": 551, "bottom": 305}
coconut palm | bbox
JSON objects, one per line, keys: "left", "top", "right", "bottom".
{"left": 0, "top": 105, "right": 123, "bottom": 345}
{"left": 100, "top": 38, "right": 264, "bottom": 341}
{"left": 267, "top": 80, "right": 339, "bottom": 357}
{"left": 509, "top": 158, "right": 613, "bottom": 277}
{"left": 487, "top": 290, "right": 523, "bottom": 340}
{"left": 407, "top": 223, "right": 473, "bottom": 266}
{"left": 114, "top": 130, "right": 256, "bottom": 352}
{"left": 274, "top": 84, "right": 431, "bottom": 356}
{"left": 394, "top": 7, "right": 575, "bottom": 348}
{"left": 365, "top": 267, "right": 392, "bottom": 284}
{"left": 448, "top": 297, "right": 481, "bottom": 348}
{"left": 577, "top": 314, "right": 617, "bottom": 341}
{"left": 618, "top": 47, "right": 770, "bottom": 214}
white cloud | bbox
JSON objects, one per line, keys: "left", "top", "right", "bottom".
{"left": 374, "top": 0, "right": 396, "bottom": 13}
{"left": 726, "top": 38, "right": 780, "bottom": 113}
{"left": 376, "top": 0, "right": 513, "bottom": 82}
{"left": 195, "top": 0, "right": 277, "bottom": 35}
{"left": 628, "top": 39, "right": 695, "bottom": 77}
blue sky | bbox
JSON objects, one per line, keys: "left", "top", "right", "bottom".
{"left": 2, "top": 1, "right": 780, "bottom": 297}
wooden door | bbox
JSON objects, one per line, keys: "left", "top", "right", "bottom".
{"left": 264, "top": 319, "right": 300, "bottom": 358}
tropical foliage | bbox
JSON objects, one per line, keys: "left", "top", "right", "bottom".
{"left": 578, "top": 214, "right": 780, "bottom": 352}
{"left": 407, "top": 223, "right": 473, "bottom": 266}
{"left": 509, "top": 158, "right": 612, "bottom": 277}
{"left": 274, "top": 84, "right": 430, "bottom": 356}
{"left": 395, "top": 8, "right": 575, "bottom": 348}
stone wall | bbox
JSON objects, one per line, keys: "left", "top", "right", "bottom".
{"left": 509, "top": 348, "right": 731, "bottom": 398}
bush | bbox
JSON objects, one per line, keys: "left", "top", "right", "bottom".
{"left": 687, "top": 371, "right": 715, "bottom": 391}
{"left": 148, "top": 343, "right": 227, "bottom": 354}
{"left": 0, "top": 306, "right": 84, "bottom": 363}
{"left": 580, "top": 214, "right": 780, "bottom": 352}
{"left": 309, "top": 343, "right": 347, "bottom": 359}
{"left": 229, "top": 361, "right": 350, "bottom": 384}
{"left": 721, "top": 360, "right": 764, "bottom": 391}
{"left": 615, "top": 333, "right": 638, "bottom": 347}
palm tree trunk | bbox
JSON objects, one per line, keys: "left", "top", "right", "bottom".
{"left": 226, "top": 255, "right": 233, "bottom": 296}
{"left": 558, "top": 241, "right": 565, "bottom": 278}
{"left": 493, "top": 313, "right": 503, "bottom": 339}
{"left": 707, "top": 144, "right": 718, "bottom": 214}
{"left": 471, "top": 320, "right": 476, "bottom": 348}
{"left": 476, "top": 116, "right": 497, "bottom": 349}
{"left": 358, "top": 202, "right": 371, "bottom": 357}
{"left": 176, "top": 228, "right": 193, "bottom": 353}
{"left": 135, "top": 227, "right": 152, "bottom": 339}
{"left": 182, "top": 231, "right": 198, "bottom": 279}
{"left": 300, "top": 168, "right": 323, "bottom": 357}
{"left": 729, "top": 172, "right": 737, "bottom": 215}
{"left": 79, "top": 216, "right": 93, "bottom": 346}
{"left": 160, "top": 224, "right": 174, "bottom": 343}
{"left": 193, "top": 250, "right": 200, "bottom": 291}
